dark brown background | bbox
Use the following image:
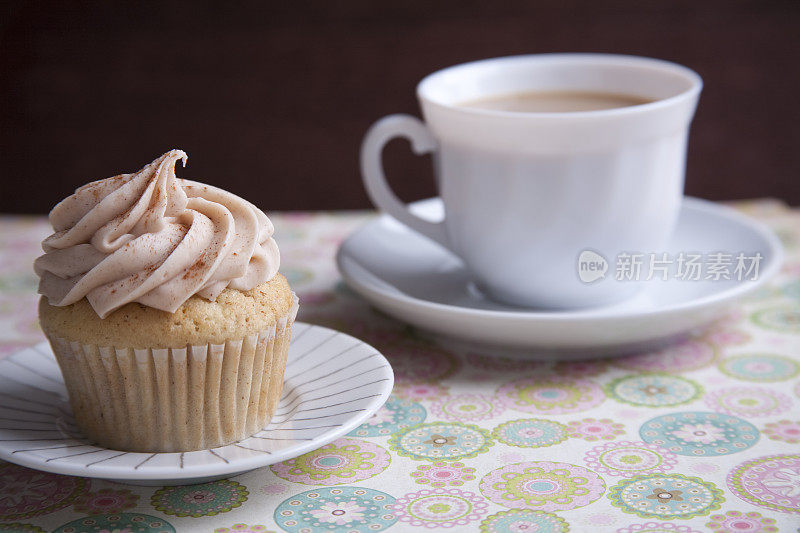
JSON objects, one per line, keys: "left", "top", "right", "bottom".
{"left": 2, "top": 0, "right": 798, "bottom": 214}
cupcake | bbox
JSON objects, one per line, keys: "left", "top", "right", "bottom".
{"left": 34, "top": 149, "right": 298, "bottom": 452}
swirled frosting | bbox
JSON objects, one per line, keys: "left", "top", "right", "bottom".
{"left": 34, "top": 150, "right": 280, "bottom": 318}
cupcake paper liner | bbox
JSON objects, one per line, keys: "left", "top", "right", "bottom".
{"left": 46, "top": 295, "right": 299, "bottom": 453}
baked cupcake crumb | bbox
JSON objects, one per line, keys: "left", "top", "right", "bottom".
{"left": 39, "top": 274, "right": 293, "bottom": 349}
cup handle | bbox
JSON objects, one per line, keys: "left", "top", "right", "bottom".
{"left": 360, "top": 114, "right": 448, "bottom": 248}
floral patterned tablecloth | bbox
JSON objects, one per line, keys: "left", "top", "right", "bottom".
{"left": 0, "top": 201, "right": 799, "bottom": 533}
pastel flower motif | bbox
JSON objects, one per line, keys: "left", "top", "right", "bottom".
{"left": 52, "top": 514, "right": 175, "bottom": 533}
{"left": 348, "top": 396, "right": 427, "bottom": 438}
{"left": 762, "top": 467, "right": 800, "bottom": 498}
{"left": 426, "top": 434, "right": 456, "bottom": 447}
{"left": 706, "top": 510, "right": 778, "bottom": 532}
{"left": 605, "top": 374, "right": 702, "bottom": 408}
{"left": 183, "top": 490, "right": 216, "bottom": 504}
{"left": 584, "top": 441, "right": 677, "bottom": 477}
{"left": 151, "top": 480, "right": 248, "bottom": 518}
{"left": 392, "top": 489, "right": 488, "bottom": 528}
{"left": 763, "top": 420, "right": 800, "bottom": 444}
{"left": 480, "top": 461, "right": 605, "bottom": 512}
{"left": 479, "top": 509, "right": 569, "bottom": 532}
{"left": 493, "top": 419, "right": 568, "bottom": 448}
{"left": 432, "top": 394, "right": 503, "bottom": 422}
{"left": 718, "top": 353, "right": 799, "bottom": 382}
{"left": 390, "top": 422, "right": 494, "bottom": 461}
{"left": 616, "top": 523, "right": 701, "bottom": 533}
{"left": 640, "top": 412, "right": 759, "bottom": 457}
{"left": 671, "top": 423, "right": 726, "bottom": 444}
{"left": 394, "top": 382, "right": 449, "bottom": 402}
{"left": 497, "top": 376, "right": 605, "bottom": 414}
{"left": 309, "top": 500, "right": 366, "bottom": 525}
{"left": 214, "top": 525, "right": 272, "bottom": 533}
{"left": 608, "top": 473, "right": 723, "bottom": 519}
{"left": 271, "top": 438, "right": 390, "bottom": 485}
{"left": 646, "top": 489, "right": 682, "bottom": 502}
{"left": 728, "top": 455, "right": 800, "bottom": 515}
{"left": 702, "top": 328, "right": 751, "bottom": 347}
{"left": 273, "top": 487, "right": 396, "bottom": 532}
{"left": 73, "top": 488, "right": 138, "bottom": 515}
{"left": 0, "top": 462, "right": 90, "bottom": 521}
{"left": 750, "top": 306, "right": 800, "bottom": 334}
{"left": 384, "top": 339, "right": 461, "bottom": 382}
{"left": 615, "top": 339, "right": 718, "bottom": 372}
{"left": 411, "top": 462, "right": 476, "bottom": 488}
{"left": 567, "top": 418, "right": 626, "bottom": 441}
{"left": 365, "top": 408, "right": 395, "bottom": 426}
{"left": 705, "top": 387, "right": 792, "bottom": 418}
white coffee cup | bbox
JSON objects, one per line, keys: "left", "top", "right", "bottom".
{"left": 360, "top": 54, "right": 702, "bottom": 309}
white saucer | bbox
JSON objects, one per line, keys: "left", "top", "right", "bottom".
{"left": 0, "top": 323, "right": 393, "bottom": 485}
{"left": 337, "top": 197, "right": 782, "bottom": 355}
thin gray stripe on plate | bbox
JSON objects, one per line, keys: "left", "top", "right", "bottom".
{"left": 208, "top": 449, "right": 229, "bottom": 463}
{"left": 234, "top": 443, "right": 271, "bottom": 454}
{"left": 284, "top": 340, "right": 360, "bottom": 378}
{"left": 281, "top": 363, "right": 386, "bottom": 402}
{"left": 45, "top": 448, "right": 106, "bottom": 462}
{"left": 273, "top": 408, "right": 366, "bottom": 424}
{"left": 275, "top": 394, "right": 380, "bottom": 420}
{"left": 287, "top": 331, "right": 339, "bottom": 369}
{"left": 134, "top": 453, "right": 157, "bottom": 470}
{"left": 291, "top": 409, "right": 366, "bottom": 422}
{"left": 285, "top": 352, "right": 380, "bottom": 387}
{"left": 276, "top": 424, "right": 344, "bottom": 431}
{"left": 275, "top": 379, "right": 389, "bottom": 414}
{"left": 13, "top": 443, "right": 88, "bottom": 453}
{"left": 86, "top": 451, "right": 128, "bottom": 467}
{"left": 250, "top": 435, "right": 313, "bottom": 441}
{"left": 283, "top": 353, "right": 380, "bottom": 394}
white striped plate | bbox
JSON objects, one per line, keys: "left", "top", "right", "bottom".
{"left": 0, "top": 323, "right": 393, "bottom": 485}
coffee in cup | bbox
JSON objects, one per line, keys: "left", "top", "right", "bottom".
{"left": 459, "top": 90, "right": 654, "bottom": 113}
